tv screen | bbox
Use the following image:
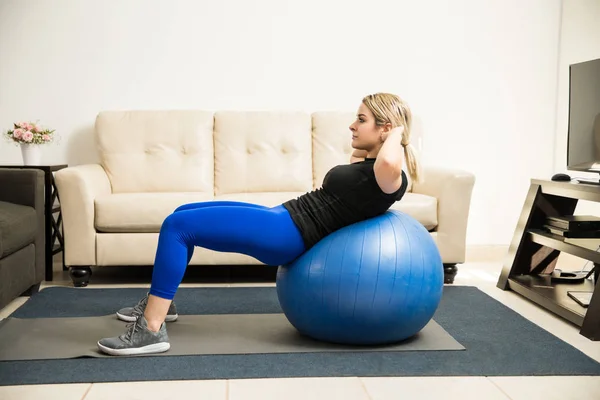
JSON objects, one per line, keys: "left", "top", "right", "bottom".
{"left": 567, "top": 57, "right": 600, "bottom": 172}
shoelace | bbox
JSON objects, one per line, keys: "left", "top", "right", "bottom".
{"left": 120, "top": 296, "right": 148, "bottom": 343}
{"left": 131, "top": 298, "right": 148, "bottom": 317}
{"left": 122, "top": 318, "right": 142, "bottom": 343}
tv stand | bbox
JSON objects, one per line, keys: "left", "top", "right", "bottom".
{"left": 497, "top": 178, "right": 600, "bottom": 341}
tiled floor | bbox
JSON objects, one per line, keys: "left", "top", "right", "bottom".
{"left": 1, "top": 248, "right": 599, "bottom": 399}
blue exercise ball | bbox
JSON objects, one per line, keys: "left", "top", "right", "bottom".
{"left": 276, "top": 210, "right": 444, "bottom": 345}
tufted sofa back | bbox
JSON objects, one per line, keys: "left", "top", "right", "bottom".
{"left": 95, "top": 110, "right": 416, "bottom": 195}
{"left": 95, "top": 110, "right": 215, "bottom": 193}
{"left": 213, "top": 111, "right": 314, "bottom": 195}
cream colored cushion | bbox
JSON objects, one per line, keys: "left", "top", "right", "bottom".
{"left": 95, "top": 192, "right": 214, "bottom": 233}
{"left": 389, "top": 192, "right": 438, "bottom": 230}
{"left": 95, "top": 192, "right": 307, "bottom": 233}
{"left": 95, "top": 110, "right": 215, "bottom": 193}
{"left": 213, "top": 111, "right": 313, "bottom": 195}
{"left": 94, "top": 191, "right": 436, "bottom": 233}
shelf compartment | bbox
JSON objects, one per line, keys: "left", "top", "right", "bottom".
{"left": 528, "top": 229, "right": 600, "bottom": 264}
{"left": 508, "top": 274, "right": 594, "bottom": 326}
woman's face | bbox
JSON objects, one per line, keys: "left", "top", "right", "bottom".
{"left": 349, "top": 103, "right": 383, "bottom": 151}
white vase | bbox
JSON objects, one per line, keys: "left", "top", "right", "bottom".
{"left": 20, "top": 143, "right": 42, "bottom": 165}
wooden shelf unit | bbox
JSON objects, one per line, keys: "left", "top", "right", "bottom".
{"left": 497, "top": 179, "right": 600, "bottom": 341}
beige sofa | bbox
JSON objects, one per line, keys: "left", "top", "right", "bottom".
{"left": 55, "top": 110, "right": 475, "bottom": 287}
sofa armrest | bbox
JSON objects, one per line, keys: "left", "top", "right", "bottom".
{"left": 0, "top": 168, "right": 44, "bottom": 208}
{"left": 55, "top": 164, "right": 112, "bottom": 266}
{"left": 412, "top": 165, "right": 476, "bottom": 264}
{"left": 0, "top": 168, "right": 45, "bottom": 281}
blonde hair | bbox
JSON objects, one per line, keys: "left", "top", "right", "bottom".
{"left": 362, "top": 92, "right": 422, "bottom": 183}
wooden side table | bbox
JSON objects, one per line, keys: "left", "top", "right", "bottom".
{"left": 0, "top": 164, "right": 67, "bottom": 281}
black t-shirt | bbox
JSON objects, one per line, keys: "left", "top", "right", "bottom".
{"left": 282, "top": 158, "right": 408, "bottom": 250}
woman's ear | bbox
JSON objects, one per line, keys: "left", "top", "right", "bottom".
{"left": 379, "top": 123, "right": 393, "bottom": 142}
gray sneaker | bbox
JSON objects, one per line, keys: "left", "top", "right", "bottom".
{"left": 116, "top": 294, "right": 178, "bottom": 322}
{"left": 97, "top": 314, "right": 170, "bottom": 356}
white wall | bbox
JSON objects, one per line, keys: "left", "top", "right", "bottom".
{"left": 0, "top": 0, "right": 562, "bottom": 245}
{"left": 554, "top": 0, "right": 600, "bottom": 183}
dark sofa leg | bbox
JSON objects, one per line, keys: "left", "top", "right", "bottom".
{"left": 69, "top": 266, "right": 92, "bottom": 287}
{"left": 22, "top": 283, "right": 41, "bottom": 296}
{"left": 444, "top": 264, "right": 458, "bottom": 284}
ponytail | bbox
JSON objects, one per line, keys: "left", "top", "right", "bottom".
{"left": 403, "top": 142, "right": 421, "bottom": 183}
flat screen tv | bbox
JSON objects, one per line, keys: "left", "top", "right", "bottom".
{"left": 567, "top": 57, "right": 600, "bottom": 179}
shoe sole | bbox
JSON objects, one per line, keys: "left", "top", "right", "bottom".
{"left": 97, "top": 341, "right": 171, "bottom": 356}
{"left": 116, "top": 312, "right": 178, "bottom": 323}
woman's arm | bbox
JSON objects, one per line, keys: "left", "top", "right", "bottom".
{"left": 374, "top": 127, "right": 404, "bottom": 194}
{"left": 350, "top": 149, "right": 368, "bottom": 163}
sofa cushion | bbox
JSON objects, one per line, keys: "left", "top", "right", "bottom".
{"left": 94, "top": 192, "right": 437, "bottom": 233}
{"left": 95, "top": 110, "right": 215, "bottom": 193}
{"left": 0, "top": 201, "right": 37, "bottom": 258}
{"left": 388, "top": 192, "right": 438, "bottom": 231}
{"left": 95, "top": 192, "right": 307, "bottom": 233}
{"left": 95, "top": 192, "right": 215, "bottom": 233}
{"left": 213, "top": 111, "right": 314, "bottom": 195}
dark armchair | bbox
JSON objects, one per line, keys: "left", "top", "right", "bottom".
{"left": 0, "top": 167, "right": 45, "bottom": 310}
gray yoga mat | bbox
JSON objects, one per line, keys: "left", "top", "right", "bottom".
{"left": 0, "top": 313, "right": 464, "bottom": 361}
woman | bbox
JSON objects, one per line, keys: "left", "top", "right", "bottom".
{"left": 97, "top": 92, "right": 422, "bottom": 356}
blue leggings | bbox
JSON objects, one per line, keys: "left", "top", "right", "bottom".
{"left": 149, "top": 201, "right": 306, "bottom": 300}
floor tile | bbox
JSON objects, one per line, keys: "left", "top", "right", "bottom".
{"left": 361, "top": 377, "right": 510, "bottom": 400}
{"left": 229, "top": 377, "right": 370, "bottom": 400}
{"left": 489, "top": 376, "right": 600, "bottom": 400}
{"left": 0, "top": 384, "right": 91, "bottom": 400}
{"left": 84, "top": 380, "right": 227, "bottom": 400}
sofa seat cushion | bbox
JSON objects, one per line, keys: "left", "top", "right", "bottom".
{"left": 95, "top": 192, "right": 215, "bottom": 233}
{"left": 95, "top": 192, "right": 312, "bottom": 233}
{"left": 389, "top": 192, "right": 438, "bottom": 231}
{"left": 94, "top": 192, "right": 438, "bottom": 233}
{"left": 0, "top": 201, "right": 37, "bottom": 258}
